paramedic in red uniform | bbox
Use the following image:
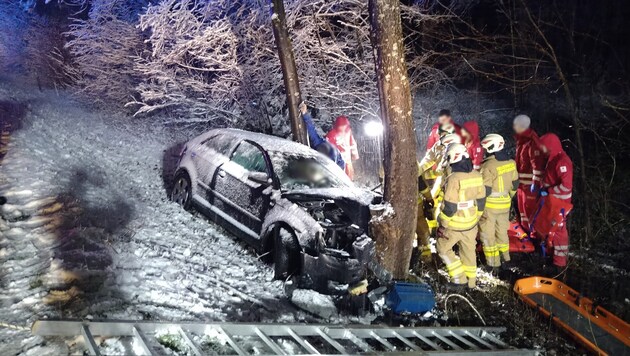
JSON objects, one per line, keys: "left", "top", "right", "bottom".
{"left": 426, "top": 109, "right": 462, "bottom": 152}
{"left": 326, "top": 116, "right": 359, "bottom": 180}
{"left": 538, "top": 133, "right": 573, "bottom": 269}
{"left": 513, "top": 115, "right": 545, "bottom": 231}
{"left": 461, "top": 121, "right": 483, "bottom": 171}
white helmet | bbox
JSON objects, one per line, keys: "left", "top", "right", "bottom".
{"left": 440, "top": 133, "right": 462, "bottom": 146}
{"left": 481, "top": 134, "right": 505, "bottom": 153}
{"left": 445, "top": 143, "right": 469, "bottom": 165}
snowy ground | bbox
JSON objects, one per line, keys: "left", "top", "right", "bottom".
{"left": 2, "top": 79, "right": 628, "bottom": 355}
{"left": 0, "top": 80, "right": 343, "bottom": 355}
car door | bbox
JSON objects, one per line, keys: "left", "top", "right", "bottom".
{"left": 193, "top": 133, "right": 236, "bottom": 197}
{"left": 211, "top": 140, "right": 272, "bottom": 240}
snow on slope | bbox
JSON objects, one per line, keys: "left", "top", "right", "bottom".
{"left": 0, "top": 81, "right": 330, "bottom": 355}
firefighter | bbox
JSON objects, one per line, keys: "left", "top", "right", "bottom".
{"left": 513, "top": 115, "right": 545, "bottom": 232}
{"left": 479, "top": 134, "right": 519, "bottom": 271}
{"left": 538, "top": 133, "right": 573, "bottom": 270}
{"left": 461, "top": 121, "right": 483, "bottom": 171}
{"left": 419, "top": 131, "right": 462, "bottom": 231}
{"left": 326, "top": 116, "right": 359, "bottom": 180}
{"left": 425, "top": 109, "right": 462, "bottom": 152}
{"left": 436, "top": 143, "right": 486, "bottom": 289}
{"left": 419, "top": 129, "right": 461, "bottom": 190}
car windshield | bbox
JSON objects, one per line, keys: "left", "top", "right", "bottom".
{"left": 268, "top": 151, "right": 352, "bottom": 191}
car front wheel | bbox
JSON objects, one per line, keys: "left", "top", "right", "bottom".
{"left": 274, "top": 226, "right": 300, "bottom": 280}
{"left": 171, "top": 172, "right": 192, "bottom": 210}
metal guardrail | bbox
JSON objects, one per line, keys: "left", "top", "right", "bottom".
{"left": 32, "top": 319, "right": 536, "bottom": 355}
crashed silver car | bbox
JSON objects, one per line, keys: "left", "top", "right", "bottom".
{"left": 171, "top": 129, "right": 377, "bottom": 293}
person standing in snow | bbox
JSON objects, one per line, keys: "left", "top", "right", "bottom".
{"left": 299, "top": 102, "right": 346, "bottom": 170}
{"left": 461, "top": 121, "right": 483, "bottom": 171}
{"left": 478, "top": 134, "right": 519, "bottom": 272}
{"left": 436, "top": 143, "right": 486, "bottom": 289}
{"left": 513, "top": 114, "right": 545, "bottom": 232}
{"left": 326, "top": 115, "right": 359, "bottom": 180}
{"left": 425, "top": 109, "right": 462, "bottom": 152}
{"left": 537, "top": 133, "right": 573, "bottom": 272}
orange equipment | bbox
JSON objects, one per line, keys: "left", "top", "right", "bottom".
{"left": 531, "top": 195, "right": 573, "bottom": 237}
{"left": 514, "top": 276, "right": 630, "bottom": 356}
{"left": 508, "top": 221, "right": 535, "bottom": 253}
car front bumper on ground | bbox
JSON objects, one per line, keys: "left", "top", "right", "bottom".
{"left": 301, "top": 236, "right": 375, "bottom": 294}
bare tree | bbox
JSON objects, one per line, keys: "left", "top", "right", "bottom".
{"left": 368, "top": 0, "right": 418, "bottom": 279}
{"left": 270, "top": 0, "right": 308, "bottom": 144}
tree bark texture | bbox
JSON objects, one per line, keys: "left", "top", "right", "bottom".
{"left": 368, "top": 0, "right": 418, "bottom": 279}
{"left": 270, "top": 0, "right": 309, "bottom": 144}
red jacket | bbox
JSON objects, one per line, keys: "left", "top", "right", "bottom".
{"left": 539, "top": 133, "right": 573, "bottom": 203}
{"left": 326, "top": 116, "right": 359, "bottom": 164}
{"left": 426, "top": 121, "right": 462, "bottom": 151}
{"left": 515, "top": 128, "right": 545, "bottom": 187}
{"left": 462, "top": 121, "right": 483, "bottom": 170}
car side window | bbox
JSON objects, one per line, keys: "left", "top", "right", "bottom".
{"left": 204, "top": 134, "right": 234, "bottom": 156}
{"left": 231, "top": 141, "right": 268, "bottom": 174}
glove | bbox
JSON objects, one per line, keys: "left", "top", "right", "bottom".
{"left": 530, "top": 183, "right": 539, "bottom": 194}
{"left": 423, "top": 199, "right": 434, "bottom": 217}
{"left": 540, "top": 189, "right": 548, "bottom": 197}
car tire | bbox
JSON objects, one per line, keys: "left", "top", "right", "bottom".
{"left": 274, "top": 226, "right": 300, "bottom": 280}
{"left": 171, "top": 172, "right": 192, "bottom": 210}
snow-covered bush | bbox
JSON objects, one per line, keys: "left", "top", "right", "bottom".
{"left": 64, "top": 0, "right": 148, "bottom": 107}
{"left": 0, "top": 1, "right": 29, "bottom": 75}
{"left": 129, "top": 0, "right": 243, "bottom": 126}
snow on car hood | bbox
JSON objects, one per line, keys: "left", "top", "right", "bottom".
{"left": 282, "top": 188, "right": 377, "bottom": 230}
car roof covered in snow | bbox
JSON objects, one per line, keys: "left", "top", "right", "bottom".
{"left": 194, "top": 128, "right": 317, "bottom": 155}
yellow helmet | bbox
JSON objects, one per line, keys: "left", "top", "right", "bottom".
{"left": 481, "top": 134, "right": 505, "bottom": 153}
{"left": 445, "top": 143, "right": 469, "bottom": 165}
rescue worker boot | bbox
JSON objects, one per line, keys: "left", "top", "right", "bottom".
{"left": 482, "top": 265, "right": 499, "bottom": 275}
{"left": 467, "top": 277, "right": 477, "bottom": 289}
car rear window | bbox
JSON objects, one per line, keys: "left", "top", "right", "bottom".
{"left": 204, "top": 134, "right": 235, "bottom": 156}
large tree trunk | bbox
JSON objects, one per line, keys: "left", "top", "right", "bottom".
{"left": 368, "top": 0, "right": 418, "bottom": 279}
{"left": 270, "top": 0, "right": 309, "bottom": 144}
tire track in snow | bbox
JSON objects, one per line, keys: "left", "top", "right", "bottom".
{"left": 0, "top": 85, "right": 303, "bottom": 355}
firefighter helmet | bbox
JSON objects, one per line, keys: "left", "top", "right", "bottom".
{"left": 438, "top": 123, "right": 455, "bottom": 136}
{"left": 445, "top": 143, "right": 469, "bottom": 165}
{"left": 481, "top": 134, "right": 505, "bottom": 153}
{"left": 440, "top": 133, "right": 461, "bottom": 146}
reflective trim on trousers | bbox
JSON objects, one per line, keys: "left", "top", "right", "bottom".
{"left": 497, "top": 243, "right": 509, "bottom": 253}
{"left": 445, "top": 260, "right": 465, "bottom": 279}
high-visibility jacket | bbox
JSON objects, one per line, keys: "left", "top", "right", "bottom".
{"left": 540, "top": 134, "right": 573, "bottom": 203}
{"left": 515, "top": 128, "right": 545, "bottom": 187}
{"left": 419, "top": 141, "right": 449, "bottom": 185}
{"left": 481, "top": 156, "right": 519, "bottom": 212}
{"left": 438, "top": 171, "right": 486, "bottom": 231}
{"left": 426, "top": 122, "right": 462, "bottom": 151}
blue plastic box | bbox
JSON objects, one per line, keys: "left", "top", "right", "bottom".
{"left": 385, "top": 282, "right": 436, "bottom": 314}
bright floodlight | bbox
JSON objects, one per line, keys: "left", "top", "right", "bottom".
{"left": 364, "top": 121, "right": 384, "bottom": 137}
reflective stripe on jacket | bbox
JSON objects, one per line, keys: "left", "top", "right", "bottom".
{"left": 515, "top": 128, "right": 545, "bottom": 186}
{"left": 439, "top": 171, "right": 486, "bottom": 231}
{"left": 481, "top": 156, "right": 519, "bottom": 212}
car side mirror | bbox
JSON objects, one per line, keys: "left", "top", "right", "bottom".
{"left": 248, "top": 171, "right": 271, "bottom": 185}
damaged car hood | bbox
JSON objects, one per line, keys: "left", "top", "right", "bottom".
{"left": 282, "top": 188, "right": 377, "bottom": 230}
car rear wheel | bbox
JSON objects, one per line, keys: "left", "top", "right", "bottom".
{"left": 171, "top": 172, "right": 192, "bottom": 210}
{"left": 274, "top": 226, "right": 300, "bottom": 280}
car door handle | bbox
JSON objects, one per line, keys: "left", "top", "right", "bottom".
{"left": 218, "top": 169, "right": 226, "bottom": 178}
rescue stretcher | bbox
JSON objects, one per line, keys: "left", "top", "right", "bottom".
{"left": 514, "top": 276, "right": 630, "bottom": 355}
